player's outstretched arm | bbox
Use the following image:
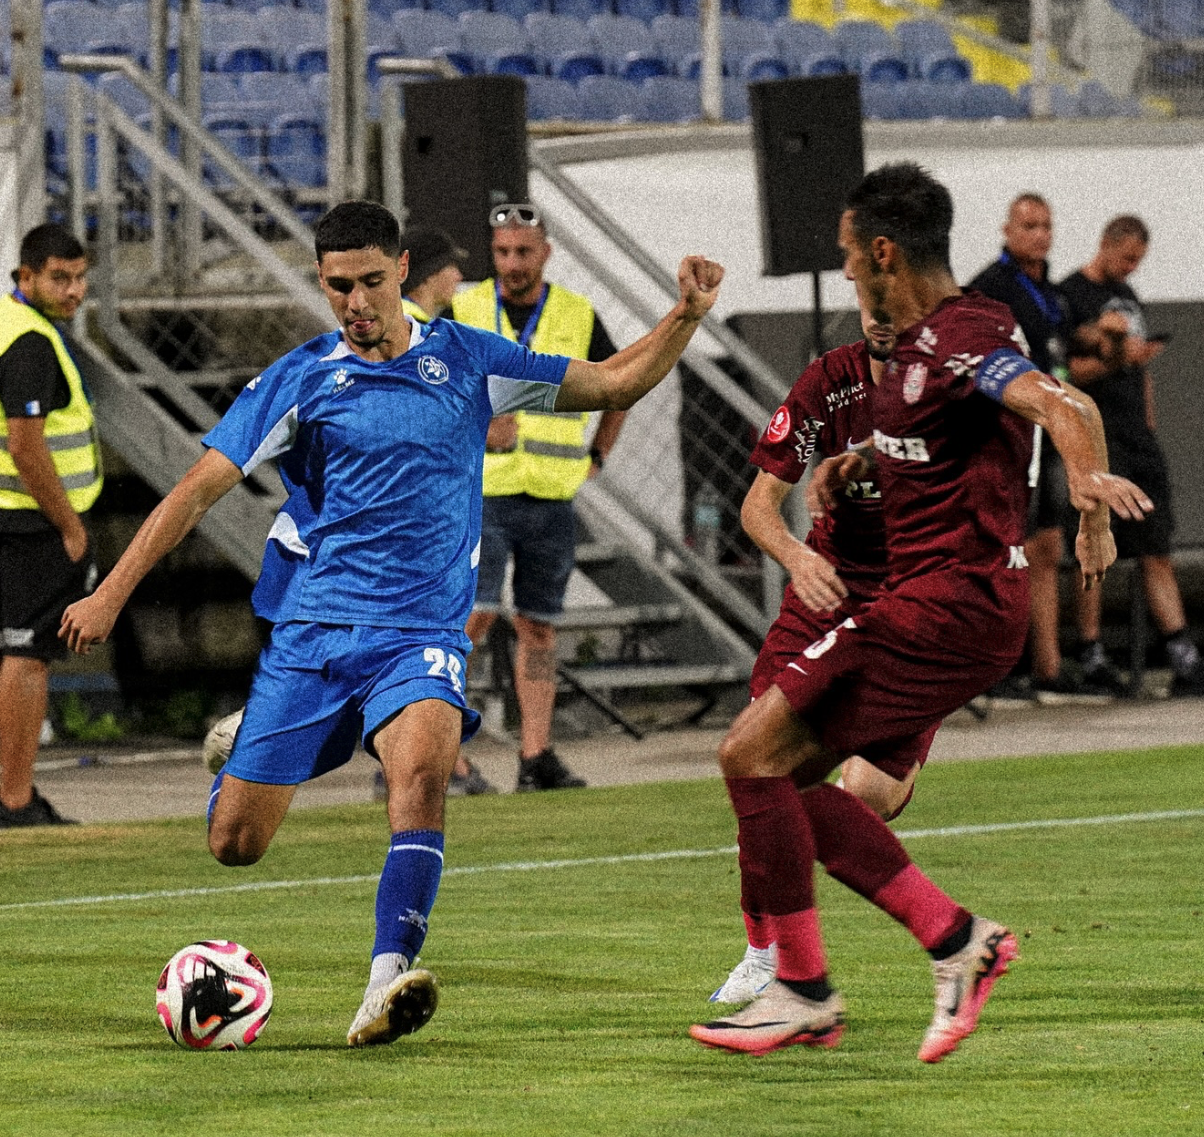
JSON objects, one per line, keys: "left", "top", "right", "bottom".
{"left": 1000, "top": 369, "right": 1152, "bottom": 588}
{"left": 60, "top": 448, "right": 244, "bottom": 653}
{"left": 553, "top": 256, "right": 723, "bottom": 412}
{"left": 743, "top": 470, "right": 847, "bottom": 612}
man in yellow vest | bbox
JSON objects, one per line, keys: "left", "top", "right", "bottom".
{"left": 400, "top": 226, "right": 468, "bottom": 325}
{"left": 0, "top": 224, "right": 100, "bottom": 827}
{"left": 451, "top": 203, "right": 625, "bottom": 792}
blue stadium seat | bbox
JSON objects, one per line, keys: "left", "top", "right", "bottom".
{"left": 960, "top": 81, "right": 1023, "bottom": 119}
{"left": 458, "top": 11, "right": 538, "bottom": 72}
{"left": 203, "top": 111, "right": 267, "bottom": 187}
{"left": 736, "top": 0, "right": 788, "bottom": 21}
{"left": 858, "top": 49, "right": 909, "bottom": 84}
{"left": 1018, "top": 82, "right": 1080, "bottom": 117}
{"left": 553, "top": 51, "right": 609, "bottom": 83}
{"left": 576, "top": 74, "right": 642, "bottom": 119}
{"left": 894, "top": 80, "right": 959, "bottom": 119}
{"left": 1078, "top": 79, "right": 1121, "bottom": 117}
{"left": 614, "top": 0, "right": 673, "bottom": 23}
{"left": 493, "top": 0, "right": 552, "bottom": 18}
{"left": 639, "top": 75, "right": 700, "bottom": 120}
{"left": 650, "top": 14, "right": 699, "bottom": 64}
{"left": 525, "top": 12, "right": 597, "bottom": 68}
{"left": 1157, "top": 0, "right": 1204, "bottom": 38}
{"left": 552, "top": 0, "right": 613, "bottom": 20}
{"left": 393, "top": 10, "right": 464, "bottom": 56}
{"left": 773, "top": 19, "right": 836, "bottom": 67}
{"left": 264, "top": 113, "right": 326, "bottom": 189}
{"left": 43, "top": 1, "right": 114, "bottom": 63}
{"left": 832, "top": 19, "right": 894, "bottom": 66}
{"left": 794, "top": 51, "right": 846, "bottom": 77}
{"left": 489, "top": 51, "right": 543, "bottom": 76}
{"left": 238, "top": 72, "right": 316, "bottom": 115}
{"left": 739, "top": 52, "right": 789, "bottom": 81}
{"left": 723, "top": 77, "right": 750, "bottom": 120}
{"left": 675, "top": 0, "right": 739, "bottom": 15}
{"left": 894, "top": 18, "right": 954, "bottom": 60}
{"left": 860, "top": 81, "right": 903, "bottom": 119}
{"left": 427, "top": 0, "right": 480, "bottom": 17}
{"left": 524, "top": 74, "right": 583, "bottom": 119}
{"left": 288, "top": 44, "right": 328, "bottom": 77}
{"left": 721, "top": 15, "right": 776, "bottom": 58}
{"left": 918, "top": 51, "right": 972, "bottom": 84}
{"left": 620, "top": 52, "right": 674, "bottom": 82}
{"left": 200, "top": 11, "right": 266, "bottom": 71}
{"left": 588, "top": 14, "right": 656, "bottom": 67}
{"left": 680, "top": 53, "right": 731, "bottom": 79}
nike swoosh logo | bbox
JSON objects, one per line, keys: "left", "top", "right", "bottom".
{"left": 707, "top": 1020, "right": 790, "bottom": 1030}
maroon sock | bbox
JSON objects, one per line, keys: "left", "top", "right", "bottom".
{"left": 742, "top": 910, "right": 774, "bottom": 951}
{"left": 726, "top": 776, "right": 825, "bottom": 982}
{"left": 802, "top": 782, "right": 968, "bottom": 950}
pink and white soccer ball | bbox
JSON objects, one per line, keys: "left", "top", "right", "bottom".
{"left": 156, "top": 940, "right": 273, "bottom": 1050}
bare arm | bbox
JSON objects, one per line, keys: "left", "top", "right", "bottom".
{"left": 1000, "top": 369, "right": 1152, "bottom": 588}
{"left": 59, "top": 447, "right": 244, "bottom": 652}
{"left": 6, "top": 416, "right": 88, "bottom": 561}
{"left": 553, "top": 256, "right": 723, "bottom": 412}
{"left": 742, "top": 469, "right": 847, "bottom": 612}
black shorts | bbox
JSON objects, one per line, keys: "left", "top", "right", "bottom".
{"left": 0, "top": 526, "right": 97, "bottom": 660}
{"left": 1109, "top": 437, "right": 1175, "bottom": 558}
{"left": 1028, "top": 439, "right": 1071, "bottom": 536}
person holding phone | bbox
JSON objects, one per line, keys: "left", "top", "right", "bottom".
{"left": 1061, "top": 215, "right": 1204, "bottom": 696}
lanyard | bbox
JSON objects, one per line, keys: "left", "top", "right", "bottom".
{"left": 11, "top": 288, "right": 30, "bottom": 306}
{"left": 999, "top": 252, "right": 1064, "bottom": 329}
{"left": 495, "top": 280, "right": 548, "bottom": 347}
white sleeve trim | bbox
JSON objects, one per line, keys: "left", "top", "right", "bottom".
{"left": 487, "top": 375, "right": 561, "bottom": 415}
{"left": 241, "top": 404, "right": 300, "bottom": 475}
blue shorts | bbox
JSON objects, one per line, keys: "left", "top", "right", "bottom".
{"left": 474, "top": 494, "right": 576, "bottom": 623}
{"left": 226, "top": 621, "right": 481, "bottom": 786}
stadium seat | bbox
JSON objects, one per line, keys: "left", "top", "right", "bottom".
{"left": 493, "top": 0, "right": 552, "bottom": 19}
{"left": 918, "top": 51, "right": 972, "bottom": 84}
{"left": 680, "top": 53, "right": 731, "bottom": 80}
{"left": 894, "top": 80, "right": 959, "bottom": 120}
{"left": 650, "top": 14, "right": 700, "bottom": 65}
{"left": 98, "top": 71, "right": 150, "bottom": 121}
{"left": 554, "top": 52, "right": 609, "bottom": 83}
{"left": 393, "top": 11, "right": 464, "bottom": 57}
{"left": 614, "top": 0, "right": 673, "bottom": 23}
{"left": 773, "top": 19, "right": 837, "bottom": 68}
{"left": 858, "top": 50, "right": 909, "bottom": 84}
{"left": 860, "top": 81, "right": 903, "bottom": 120}
{"left": 959, "top": 81, "right": 1023, "bottom": 119}
{"left": 740, "top": 53, "right": 789, "bottom": 81}
{"left": 287, "top": 44, "right": 328, "bottom": 77}
{"left": 255, "top": 7, "right": 325, "bottom": 57}
{"left": 238, "top": 72, "right": 316, "bottom": 116}
{"left": 722, "top": 77, "right": 750, "bottom": 121}
{"left": 524, "top": 13, "right": 596, "bottom": 69}
{"left": 576, "top": 74, "right": 642, "bottom": 120}
{"left": 832, "top": 19, "right": 895, "bottom": 68}
{"left": 736, "top": 0, "right": 788, "bottom": 21}
{"left": 43, "top": 0, "right": 114, "bottom": 62}
{"left": 620, "top": 53, "right": 674, "bottom": 83}
{"left": 264, "top": 113, "right": 326, "bottom": 189}
{"left": 675, "top": 0, "right": 739, "bottom": 15}
{"left": 721, "top": 15, "right": 776, "bottom": 58}
{"left": 458, "top": 12, "right": 536, "bottom": 73}
{"left": 894, "top": 18, "right": 954, "bottom": 61}
{"left": 200, "top": 11, "right": 265, "bottom": 71}
{"left": 488, "top": 52, "right": 543, "bottom": 76}
{"left": 524, "top": 74, "right": 583, "bottom": 119}
{"left": 587, "top": 14, "right": 657, "bottom": 69}
{"left": 427, "top": 0, "right": 480, "bottom": 17}
{"left": 203, "top": 111, "right": 267, "bottom": 187}
{"left": 638, "top": 75, "right": 700, "bottom": 121}
{"left": 1078, "top": 79, "right": 1121, "bottom": 117}
{"left": 552, "top": 0, "right": 613, "bottom": 20}
{"left": 794, "top": 51, "right": 846, "bottom": 77}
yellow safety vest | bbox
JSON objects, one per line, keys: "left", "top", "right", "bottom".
{"left": 0, "top": 294, "right": 102, "bottom": 514}
{"left": 453, "top": 279, "right": 595, "bottom": 500}
{"left": 402, "top": 297, "right": 433, "bottom": 324}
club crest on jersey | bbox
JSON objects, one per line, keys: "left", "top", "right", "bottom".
{"left": 418, "top": 355, "right": 450, "bottom": 385}
{"left": 915, "top": 326, "right": 938, "bottom": 355}
{"left": 902, "top": 362, "right": 927, "bottom": 404}
{"left": 330, "top": 368, "right": 355, "bottom": 397}
{"left": 765, "top": 406, "right": 791, "bottom": 443}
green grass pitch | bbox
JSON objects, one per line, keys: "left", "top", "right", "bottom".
{"left": 1, "top": 746, "right": 1202, "bottom": 1136}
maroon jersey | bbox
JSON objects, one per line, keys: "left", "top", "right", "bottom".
{"left": 750, "top": 340, "right": 884, "bottom": 601}
{"left": 868, "top": 290, "right": 1034, "bottom": 662}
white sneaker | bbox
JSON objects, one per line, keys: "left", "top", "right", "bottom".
{"left": 347, "top": 968, "right": 440, "bottom": 1048}
{"left": 709, "top": 943, "right": 777, "bottom": 1004}
{"left": 918, "top": 916, "right": 1019, "bottom": 1063}
{"left": 201, "top": 708, "right": 244, "bottom": 776}
{"left": 691, "top": 980, "right": 845, "bottom": 1055}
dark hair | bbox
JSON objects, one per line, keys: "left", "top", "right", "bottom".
{"left": 1102, "top": 214, "right": 1149, "bottom": 246}
{"left": 314, "top": 200, "right": 401, "bottom": 261}
{"left": 844, "top": 162, "right": 954, "bottom": 272}
{"left": 1009, "top": 191, "right": 1049, "bottom": 214}
{"left": 12, "top": 223, "right": 86, "bottom": 284}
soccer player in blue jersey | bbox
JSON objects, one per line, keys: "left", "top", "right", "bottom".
{"left": 60, "top": 200, "right": 724, "bottom": 1047}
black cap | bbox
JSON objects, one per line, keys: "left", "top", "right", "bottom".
{"left": 402, "top": 226, "right": 468, "bottom": 291}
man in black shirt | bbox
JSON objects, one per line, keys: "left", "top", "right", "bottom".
{"left": 970, "top": 194, "right": 1117, "bottom": 702}
{"left": 1061, "top": 215, "right": 1204, "bottom": 696}
{"left": 0, "top": 224, "right": 99, "bottom": 826}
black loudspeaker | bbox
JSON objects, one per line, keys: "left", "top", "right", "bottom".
{"left": 402, "top": 76, "right": 529, "bottom": 281}
{"left": 749, "top": 75, "right": 865, "bottom": 277}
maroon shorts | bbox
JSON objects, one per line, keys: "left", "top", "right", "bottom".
{"left": 772, "top": 584, "right": 1024, "bottom": 769}
{"left": 752, "top": 585, "right": 936, "bottom": 782}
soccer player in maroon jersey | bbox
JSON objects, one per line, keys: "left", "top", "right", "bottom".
{"left": 708, "top": 305, "right": 939, "bottom": 1005}
{"left": 692, "top": 163, "right": 1152, "bottom": 1062}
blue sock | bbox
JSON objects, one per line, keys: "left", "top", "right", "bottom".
{"left": 207, "top": 770, "right": 225, "bottom": 827}
{"left": 372, "top": 829, "right": 445, "bottom": 964}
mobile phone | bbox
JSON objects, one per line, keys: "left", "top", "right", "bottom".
{"left": 1149, "top": 331, "right": 1173, "bottom": 344}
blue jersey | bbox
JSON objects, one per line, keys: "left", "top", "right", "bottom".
{"left": 203, "top": 316, "right": 571, "bottom": 634}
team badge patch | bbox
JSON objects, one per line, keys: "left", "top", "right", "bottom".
{"left": 418, "top": 356, "right": 450, "bottom": 385}
{"left": 902, "top": 362, "right": 927, "bottom": 404}
{"left": 765, "top": 406, "right": 791, "bottom": 443}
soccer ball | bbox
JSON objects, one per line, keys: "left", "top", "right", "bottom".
{"left": 156, "top": 940, "right": 273, "bottom": 1050}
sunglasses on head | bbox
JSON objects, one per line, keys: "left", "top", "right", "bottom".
{"left": 489, "top": 204, "right": 542, "bottom": 228}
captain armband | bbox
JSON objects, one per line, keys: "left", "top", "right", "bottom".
{"left": 975, "top": 349, "right": 1036, "bottom": 403}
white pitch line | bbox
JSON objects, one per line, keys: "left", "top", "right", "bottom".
{"left": 3, "top": 807, "right": 1203, "bottom": 915}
